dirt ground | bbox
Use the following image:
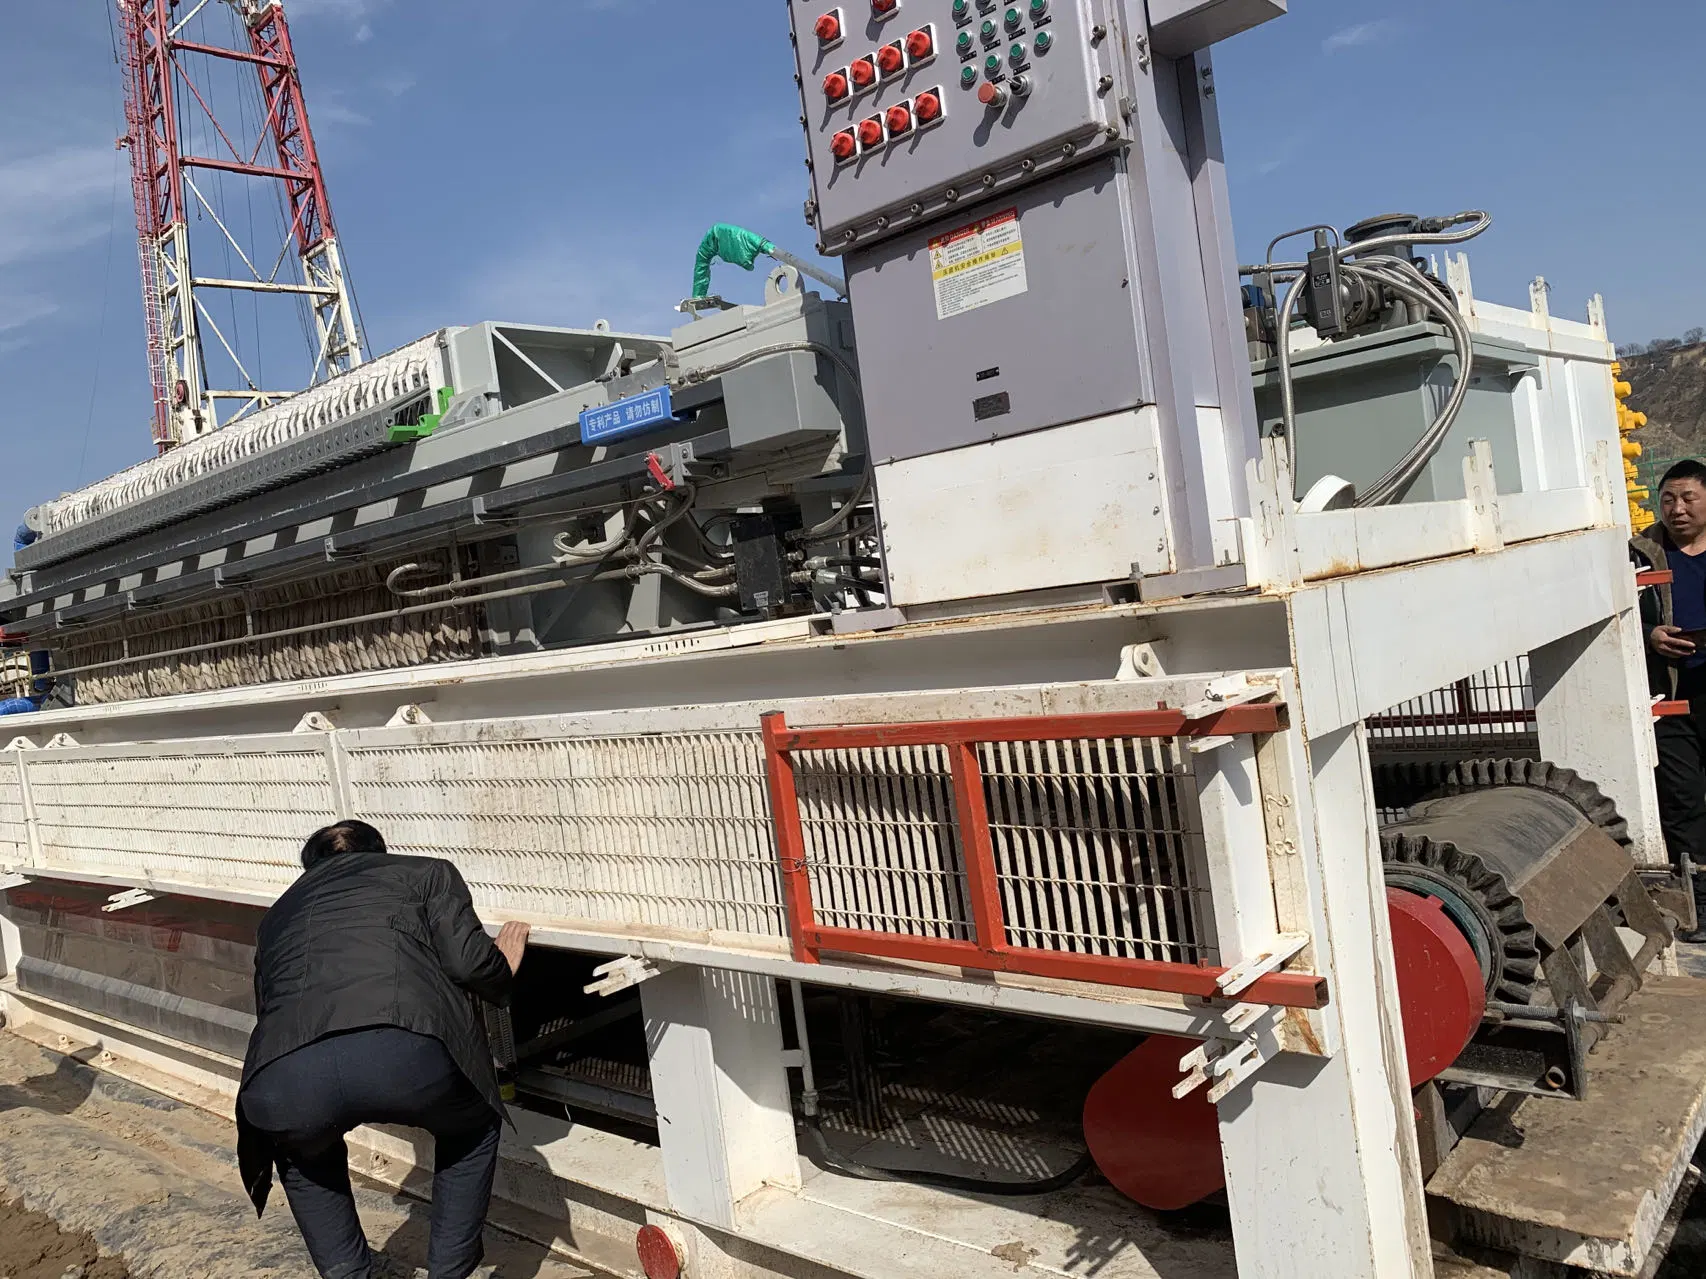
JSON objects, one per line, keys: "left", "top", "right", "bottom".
{"left": 0, "top": 1023, "right": 604, "bottom": 1279}
{"left": 2, "top": 998, "right": 1706, "bottom": 1279}
{"left": 0, "top": 1194, "right": 130, "bottom": 1279}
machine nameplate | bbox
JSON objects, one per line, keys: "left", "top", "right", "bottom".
{"left": 580, "top": 386, "right": 679, "bottom": 445}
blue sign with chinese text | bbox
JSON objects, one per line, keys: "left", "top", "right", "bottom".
{"left": 579, "top": 386, "right": 679, "bottom": 445}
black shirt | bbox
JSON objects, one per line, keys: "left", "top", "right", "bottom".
{"left": 1672, "top": 545, "right": 1706, "bottom": 670}
{"left": 237, "top": 852, "right": 514, "bottom": 1213}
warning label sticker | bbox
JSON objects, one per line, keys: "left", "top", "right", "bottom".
{"left": 929, "top": 208, "right": 1027, "bottom": 320}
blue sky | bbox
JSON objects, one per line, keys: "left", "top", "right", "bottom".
{"left": 2, "top": 0, "right": 1703, "bottom": 533}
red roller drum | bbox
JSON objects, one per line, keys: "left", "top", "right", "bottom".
{"left": 1385, "top": 886, "right": 1486, "bottom": 1087}
{"left": 1084, "top": 889, "right": 1485, "bottom": 1210}
{"left": 1083, "top": 1034, "right": 1225, "bottom": 1211}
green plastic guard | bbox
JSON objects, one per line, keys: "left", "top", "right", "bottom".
{"left": 692, "top": 224, "right": 776, "bottom": 300}
{"left": 388, "top": 386, "right": 455, "bottom": 444}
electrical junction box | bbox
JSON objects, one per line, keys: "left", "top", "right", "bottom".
{"left": 1252, "top": 323, "right": 1539, "bottom": 503}
{"left": 789, "top": 0, "right": 1122, "bottom": 255}
{"left": 847, "top": 156, "right": 1153, "bottom": 463}
{"left": 786, "top": 0, "right": 1276, "bottom": 597}
{"left": 731, "top": 513, "right": 800, "bottom": 613}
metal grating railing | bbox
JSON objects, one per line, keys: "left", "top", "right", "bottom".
{"left": 24, "top": 747, "right": 335, "bottom": 894}
{"left": 0, "top": 760, "right": 27, "bottom": 864}
{"left": 344, "top": 732, "right": 785, "bottom": 938}
{"left": 980, "top": 737, "right": 1209, "bottom": 965}
{"left": 1364, "top": 657, "right": 1537, "bottom": 753}
{"left": 791, "top": 737, "right": 1212, "bottom": 966}
{"left": 764, "top": 707, "right": 1325, "bottom": 1007}
{"left": 794, "top": 743, "right": 971, "bottom": 944}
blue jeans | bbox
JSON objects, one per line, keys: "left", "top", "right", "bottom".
{"left": 241, "top": 1027, "right": 501, "bottom": 1279}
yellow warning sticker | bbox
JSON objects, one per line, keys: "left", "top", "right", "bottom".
{"left": 929, "top": 207, "right": 1027, "bottom": 320}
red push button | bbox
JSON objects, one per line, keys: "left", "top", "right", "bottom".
{"left": 815, "top": 11, "right": 842, "bottom": 42}
{"left": 849, "top": 57, "right": 877, "bottom": 88}
{"left": 857, "top": 117, "right": 885, "bottom": 147}
{"left": 872, "top": 0, "right": 898, "bottom": 14}
{"left": 823, "top": 71, "right": 850, "bottom": 100}
{"left": 877, "top": 42, "right": 904, "bottom": 74}
{"left": 978, "top": 80, "right": 1007, "bottom": 108}
{"left": 885, "top": 103, "right": 913, "bottom": 134}
{"left": 914, "top": 90, "right": 942, "bottom": 122}
{"left": 906, "top": 28, "right": 934, "bottom": 59}
{"left": 830, "top": 129, "right": 858, "bottom": 159}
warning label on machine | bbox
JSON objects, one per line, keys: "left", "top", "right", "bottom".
{"left": 929, "top": 208, "right": 1027, "bottom": 320}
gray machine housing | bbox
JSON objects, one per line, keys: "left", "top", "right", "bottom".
{"left": 787, "top": 0, "right": 1277, "bottom": 583}
{"left": 1252, "top": 325, "right": 1538, "bottom": 504}
{"left": 1, "top": 284, "right": 867, "bottom": 691}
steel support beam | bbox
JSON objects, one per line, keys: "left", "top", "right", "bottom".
{"left": 640, "top": 966, "right": 800, "bottom": 1231}
{"left": 1530, "top": 605, "right": 1666, "bottom": 868}
{"left": 1216, "top": 720, "right": 1431, "bottom": 1278}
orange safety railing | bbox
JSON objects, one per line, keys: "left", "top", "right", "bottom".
{"left": 760, "top": 705, "right": 1327, "bottom": 1010}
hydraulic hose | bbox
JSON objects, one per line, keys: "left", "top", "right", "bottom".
{"left": 690, "top": 224, "right": 847, "bottom": 301}
{"left": 1252, "top": 210, "right": 1490, "bottom": 508}
{"left": 1271, "top": 269, "right": 1313, "bottom": 464}
{"left": 801, "top": 471, "right": 873, "bottom": 540}
{"left": 1344, "top": 257, "right": 1478, "bottom": 506}
{"left": 1345, "top": 210, "right": 1491, "bottom": 258}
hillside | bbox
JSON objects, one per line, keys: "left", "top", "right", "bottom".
{"left": 1624, "top": 341, "right": 1706, "bottom": 463}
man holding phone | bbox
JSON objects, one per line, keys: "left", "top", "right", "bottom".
{"left": 1635, "top": 459, "right": 1706, "bottom": 943}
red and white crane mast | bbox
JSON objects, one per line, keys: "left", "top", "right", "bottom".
{"left": 115, "top": 0, "right": 362, "bottom": 451}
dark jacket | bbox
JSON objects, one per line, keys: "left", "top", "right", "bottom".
{"left": 237, "top": 852, "right": 514, "bottom": 1214}
{"left": 1634, "top": 526, "right": 1684, "bottom": 699}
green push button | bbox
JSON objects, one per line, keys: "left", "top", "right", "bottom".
{"left": 1029, "top": 0, "right": 1047, "bottom": 16}
{"left": 957, "top": 30, "right": 974, "bottom": 53}
{"left": 1004, "top": 6, "right": 1022, "bottom": 30}
{"left": 1009, "top": 41, "right": 1026, "bottom": 65}
{"left": 952, "top": 0, "right": 969, "bottom": 16}
{"left": 961, "top": 64, "right": 978, "bottom": 87}
{"left": 984, "top": 53, "right": 1001, "bottom": 76}
{"left": 1034, "top": 29, "right": 1052, "bottom": 53}
{"left": 980, "top": 18, "right": 997, "bottom": 40}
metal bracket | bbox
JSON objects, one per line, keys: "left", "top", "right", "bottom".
{"left": 584, "top": 955, "right": 677, "bottom": 998}
{"left": 1187, "top": 734, "right": 1236, "bottom": 756}
{"left": 4, "top": 737, "right": 37, "bottom": 752}
{"left": 0, "top": 871, "right": 30, "bottom": 892}
{"left": 102, "top": 887, "right": 157, "bottom": 913}
{"left": 293, "top": 711, "right": 338, "bottom": 734}
{"left": 645, "top": 441, "right": 697, "bottom": 491}
{"left": 1174, "top": 1029, "right": 1281, "bottom": 1104}
{"left": 1223, "top": 1000, "right": 1280, "bottom": 1037}
{"left": 1216, "top": 932, "right": 1311, "bottom": 999}
{"left": 1183, "top": 674, "right": 1275, "bottom": 722}
{"left": 44, "top": 733, "right": 79, "bottom": 750}
{"left": 386, "top": 704, "right": 433, "bottom": 728}
{"left": 1115, "top": 642, "right": 1168, "bottom": 681}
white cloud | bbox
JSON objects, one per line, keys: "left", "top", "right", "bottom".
{"left": 1322, "top": 20, "right": 1399, "bottom": 55}
{"left": 0, "top": 147, "right": 117, "bottom": 270}
{"left": 0, "top": 294, "right": 60, "bottom": 335}
{"left": 314, "top": 95, "right": 373, "bottom": 128}
{"left": 284, "top": 0, "right": 388, "bottom": 36}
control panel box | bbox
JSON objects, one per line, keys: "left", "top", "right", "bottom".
{"left": 790, "top": 0, "right": 1121, "bottom": 254}
{"left": 846, "top": 157, "right": 1150, "bottom": 464}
